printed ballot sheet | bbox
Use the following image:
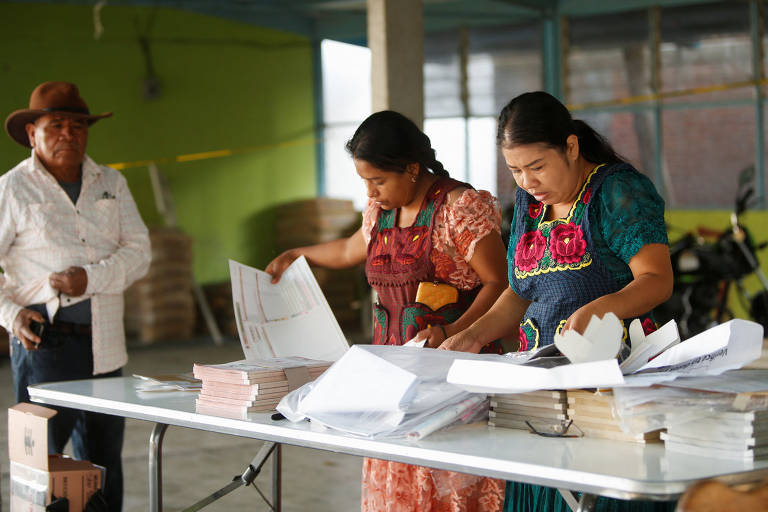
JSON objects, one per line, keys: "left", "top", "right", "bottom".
{"left": 229, "top": 257, "right": 349, "bottom": 362}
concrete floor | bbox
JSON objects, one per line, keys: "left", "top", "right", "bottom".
{"left": 0, "top": 337, "right": 363, "bottom": 512}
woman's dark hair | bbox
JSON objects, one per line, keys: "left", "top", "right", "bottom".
{"left": 496, "top": 91, "right": 624, "bottom": 165}
{"left": 345, "top": 110, "right": 449, "bottom": 177}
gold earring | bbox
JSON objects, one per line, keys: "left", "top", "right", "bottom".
{"left": 411, "top": 175, "right": 417, "bottom": 183}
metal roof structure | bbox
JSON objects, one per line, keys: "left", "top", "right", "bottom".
{"left": 16, "top": 0, "right": 725, "bottom": 43}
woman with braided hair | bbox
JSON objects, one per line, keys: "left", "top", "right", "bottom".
{"left": 267, "top": 110, "right": 507, "bottom": 511}
{"left": 444, "top": 92, "right": 675, "bottom": 512}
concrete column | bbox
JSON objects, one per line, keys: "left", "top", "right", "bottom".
{"left": 367, "top": 0, "right": 424, "bottom": 127}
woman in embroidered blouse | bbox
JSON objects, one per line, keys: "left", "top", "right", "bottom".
{"left": 266, "top": 110, "right": 507, "bottom": 511}
{"left": 443, "top": 92, "right": 675, "bottom": 512}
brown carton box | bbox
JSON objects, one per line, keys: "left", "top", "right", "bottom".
{"left": 8, "top": 403, "right": 103, "bottom": 511}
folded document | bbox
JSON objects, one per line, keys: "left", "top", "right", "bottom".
{"left": 277, "top": 345, "right": 500, "bottom": 438}
{"left": 447, "top": 319, "right": 763, "bottom": 394}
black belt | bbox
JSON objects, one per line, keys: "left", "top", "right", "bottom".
{"left": 46, "top": 320, "right": 92, "bottom": 336}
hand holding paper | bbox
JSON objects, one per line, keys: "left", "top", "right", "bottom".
{"left": 554, "top": 312, "right": 623, "bottom": 364}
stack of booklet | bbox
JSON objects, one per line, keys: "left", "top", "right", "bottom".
{"left": 567, "top": 390, "right": 660, "bottom": 443}
{"left": 661, "top": 410, "right": 768, "bottom": 460}
{"left": 488, "top": 390, "right": 568, "bottom": 433}
{"left": 192, "top": 357, "right": 332, "bottom": 419}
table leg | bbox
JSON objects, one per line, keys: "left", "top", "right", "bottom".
{"left": 272, "top": 443, "right": 282, "bottom": 512}
{"left": 149, "top": 423, "right": 169, "bottom": 512}
{"left": 576, "top": 493, "right": 598, "bottom": 512}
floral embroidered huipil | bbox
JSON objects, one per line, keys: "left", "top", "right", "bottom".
{"left": 508, "top": 163, "right": 669, "bottom": 350}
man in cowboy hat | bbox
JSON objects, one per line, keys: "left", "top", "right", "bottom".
{"left": 1, "top": 81, "right": 151, "bottom": 511}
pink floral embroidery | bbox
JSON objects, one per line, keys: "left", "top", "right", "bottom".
{"left": 549, "top": 223, "right": 587, "bottom": 264}
{"left": 582, "top": 187, "right": 592, "bottom": 204}
{"left": 362, "top": 190, "right": 501, "bottom": 291}
{"left": 519, "top": 326, "right": 529, "bottom": 351}
{"left": 515, "top": 231, "right": 546, "bottom": 272}
{"left": 362, "top": 459, "right": 505, "bottom": 512}
{"left": 528, "top": 202, "right": 542, "bottom": 219}
{"left": 642, "top": 317, "right": 657, "bottom": 335}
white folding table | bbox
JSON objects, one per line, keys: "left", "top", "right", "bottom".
{"left": 28, "top": 377, "right": 768, "bottom": 512}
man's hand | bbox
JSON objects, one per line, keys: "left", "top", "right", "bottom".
{"left": 13, "top": 308, "right": 45, "bottom": 350}
{"left": 49, "top": 266, "right": 87, "bottom": 296}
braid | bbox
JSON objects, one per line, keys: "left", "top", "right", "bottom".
{"left": 572, "top": 119, "right": 624, "bottom": 164}
{"left": 429, "top": 157, "right": 449, "bottom": 177}
{"left": 497, "top": 91, "right": 625, "bottom": 165}
{"left": 346, "top": 111, "right": 450, "bottom": 177}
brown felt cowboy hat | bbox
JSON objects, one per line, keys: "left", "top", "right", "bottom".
{"left": 5, "top": 81, "right": 112, "bottom": 148}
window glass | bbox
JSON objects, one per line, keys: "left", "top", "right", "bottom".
{"left": 321, "top": 40, "right": 371, "bottom": 124}
{"left": 321, "top": 40, "right": 371, "bottom": 207}
{"left": 567, "top": 10, "right": 650, "bottom": 105}
{"left": 575, "top": 110, "right": 657, "bottom": 184}
{"left": 425, "top": 30, "right": 462, "bottom": 118}
{"left": 468, "top": 24, "right": 543, "bottom": 117}
{"left": 663, "top": 106, "right": 756, "bottom": 208}
{"left": 661, "top": 1, "right": 752, "bottom": 103}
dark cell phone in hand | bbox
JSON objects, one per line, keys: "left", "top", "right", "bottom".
{"left": 29, "top": 320, "right": 45, "bottom": 339}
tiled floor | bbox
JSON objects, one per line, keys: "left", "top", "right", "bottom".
{"left": 0, "top": 338, "right": 363, "bottom": 512}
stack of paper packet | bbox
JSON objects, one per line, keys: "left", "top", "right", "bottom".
{"left": 662, "top": 410, "right": 768, "bottom": 460}
{"left": 489, "top": 390, "right": 568, "bottom": 432}
{"left": 568, "top": 390, "right": 661, "bottom": 443}
{"left": 192, "top": 357, "right": 331, "bottom": 419}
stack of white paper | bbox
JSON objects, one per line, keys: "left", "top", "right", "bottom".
{"left": 488, "top": 390, "right": 567, "bottom": 432}
{"left": 192, "top": 357, "right": 331, "bottom": 418}
{"left": 568, "top": 390, "right": 661, "bottom": 443}
{"left": 278, "top": 345, "right": 501, "bottom": 438}
{"left": 663, "top": 411, "right": 768, "bottom": 460}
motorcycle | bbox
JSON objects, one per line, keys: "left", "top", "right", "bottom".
{"left": 655, "top": 167, "right": 768, "bottom": 340}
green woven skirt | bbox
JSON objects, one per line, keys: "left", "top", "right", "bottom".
{"left": 503, "top": 482, "right": 677, "bottom": 511}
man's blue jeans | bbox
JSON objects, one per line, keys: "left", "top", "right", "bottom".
{"left": 11, "top": 331, "right": 125, "bottom": 512}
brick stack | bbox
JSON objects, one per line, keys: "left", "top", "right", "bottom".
{"left": 124, "top": 227, "right": 196, "bottom": 343}
{"left": 274, "top": 198, "right": 364, "bottom": 333}
{"left": 194, "top": 282, "right": 239, "bottom": 338}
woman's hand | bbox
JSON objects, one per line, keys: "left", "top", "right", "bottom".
{"left": 562, "top": 299, "right": 611, "bottom": 335}
{"left": 437, "top": 328, "right": 484, "bottom": 353}
{"left": 265, "top": 249, "right": 301, "bottom": 284}
{"left": 413, "top": 325, "right": 448, "bottom": 348}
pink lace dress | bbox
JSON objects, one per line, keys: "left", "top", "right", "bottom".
{"left": 360, "top": 185, "right": 505, "bottom": 512}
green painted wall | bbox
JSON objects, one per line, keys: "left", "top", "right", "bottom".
{"left": 0, "top": 3, "right": 317, "bottom": 283}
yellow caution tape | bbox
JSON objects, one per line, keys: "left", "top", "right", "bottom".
{"left": 108, "top": 136, "right": 317, "bottom": 171}
{"left": 568, "top": 79, "right": 768, "bottom": 111}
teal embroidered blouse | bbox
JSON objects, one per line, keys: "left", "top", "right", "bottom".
{"left": 508, "top": 165, "right": 669, "bottom": 288}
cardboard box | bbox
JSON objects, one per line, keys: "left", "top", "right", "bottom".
{"left": 8, "top": 403, "right": 103, "bottom": 512}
